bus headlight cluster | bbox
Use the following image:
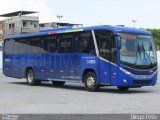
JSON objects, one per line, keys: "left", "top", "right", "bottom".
{"left": 120, "top": 67, "right": 132, "bottom": 75}
{"left": 120, "top": 67, "right": 157, "bottom": 79}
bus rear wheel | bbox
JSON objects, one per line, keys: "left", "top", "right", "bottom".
{"left": 52, "top": 81, "right": 65, "bottom": 86}
{"left": 26, "top": 69, "right": 41, "bottom": 86}
{"left": 117, "top": 86, "right": 129, "bottom": 91}
{"left": 84, "top": 72, "right": 99, "bottom": 92}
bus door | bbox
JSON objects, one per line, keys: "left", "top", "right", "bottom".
{"left": 95, "top": 30, "right": 117, "bottom": 85}
{"left": 98, "top": 36, "right": 112, "bottom": 84}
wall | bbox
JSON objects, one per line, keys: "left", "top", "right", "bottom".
{"left": 5, "top": 16, "right": 39, "bottom": 36}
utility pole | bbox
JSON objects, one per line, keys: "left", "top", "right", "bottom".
{"left": 132, "top": 20, "right": 137, "bottom": 28}
{"left": 57, "top": 15, "right": 63, "bottom": 27}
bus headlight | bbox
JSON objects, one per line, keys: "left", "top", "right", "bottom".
{"left": 120, "top": 67, "right": 132, "bottom": 75}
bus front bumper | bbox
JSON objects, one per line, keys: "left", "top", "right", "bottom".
{"left": 113, "top": 69, "right": 158, "bottom": 87}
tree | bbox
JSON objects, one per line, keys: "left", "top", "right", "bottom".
{"left": 145, "top": 29, "right": 160, "bottom": 45}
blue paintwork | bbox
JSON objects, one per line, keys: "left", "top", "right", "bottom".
{"left": 113, "top": 68, "right": 157, "bottom": 87}
{"left": 3, "top": 25, "right": 157, "bottom": 87}
{"left": 5, "top": 25, "right": 151, "bottom": 39}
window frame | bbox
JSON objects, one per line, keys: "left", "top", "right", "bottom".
{"left": 14, "top": 38, "right": 27, "bottom": 54}
{"left": 95, "top": 30, "right": 117, "bottom": 63}
{"left": 42, "top": 35, "right": 57, "bottom": 54}
{"left": 59, "top": 33, "right": 73, "bottom": 53}
{"left": 4, "top": 39, "right": 15, "bottom": 54}
{"left": 76, "top": 31, "right": 96, "bottom": 55}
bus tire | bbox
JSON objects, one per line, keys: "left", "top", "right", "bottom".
{"left": 84, "top": 72, "right": 99, "bottom": 92}
{"left": 26, "top": 69, "right": 41, "bottom": 86}
{"left": 117, "top": 86, "right": 129, "bottom": 91}
{"left": 52, "top": 81, "right": 65, "bottom": 86}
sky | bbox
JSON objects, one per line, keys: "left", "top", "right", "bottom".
{"left": 0, "top": 0, "right": 160, "bottom": 28}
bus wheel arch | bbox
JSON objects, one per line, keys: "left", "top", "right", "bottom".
{"left": 83, "top": 69, "right": 99, "bottom": 92}
{"left": 26, "top": 67, "right": 41, "bottom": 86}
{"left": 25, "top": 67, "right": 34, "bottom": 77}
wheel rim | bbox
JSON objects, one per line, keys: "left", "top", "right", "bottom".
{"left": 28, "top": 72, "right": 33, "bottom": 83}
{"left": 87, "top": 76, "right": 95, "bottom": 88}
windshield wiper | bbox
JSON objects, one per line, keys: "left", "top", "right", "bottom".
{"left": 142, "top": 43, "right": 153, "bottom": 67}
{"left": 135, "top": 43, "right": 141, "bottom": 65}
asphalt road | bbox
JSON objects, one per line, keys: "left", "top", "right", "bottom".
{"left": 0, "top": 67, "right": 159, "bottom": 114}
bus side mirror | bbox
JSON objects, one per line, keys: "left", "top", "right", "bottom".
{"left": 117, "top": 35, "right": 121, "bottom": 49}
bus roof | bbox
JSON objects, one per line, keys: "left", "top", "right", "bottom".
{"left": 5, "top": 25, "right": 151, "bottom": 39}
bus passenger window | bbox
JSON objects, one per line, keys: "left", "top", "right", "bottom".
{"left": 15, "top": 39, "right": 27, "bottom": 54}
{"left": 80, "top": 38, "right": 89, "bottom": 53}
{"left": 27, "top": 37, "right": 42, "bottom": 54}
{"left": 43, "top": 39, "right": 50, "bottom": 53}
{"left": 43, "top": 36, "right": 57, "bottom": 53}
{"left": 4, "top": 39, "right": 15, "bottom": 54}
{"left": 78, "top": 31, "right": 96, "bottom": 55}
{"left": 49, "top": 41, "right": 56, "bottom": 52}
{"left": 60, "top": 34, "right": 73, "bottom": 53}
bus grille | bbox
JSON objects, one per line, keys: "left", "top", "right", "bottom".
{"left": 133, "top": 80, "right": 152, "bottom": 85}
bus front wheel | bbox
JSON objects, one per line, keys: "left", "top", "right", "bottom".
{"left": 26, "top": 69, "right": 41, "bottom": 86}
{"left": 84, "top": 72, "right": 99, "bottom": 92}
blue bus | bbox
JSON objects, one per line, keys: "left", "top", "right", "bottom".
{"left": 3, "top": 25, "right": 158, "bottom": 91}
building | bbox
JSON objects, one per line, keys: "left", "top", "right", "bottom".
{"left": 0, "top": 10, "right": 83, "bottom": 37}
{"left": 156, "top": 45, "right": 160, "bottom": 51}
{"left": 0, "top": 20, "right": 5, "bottom": 40}
{"left": 39, "top": 22, "right": 83, "bottom": 30}
{"left": 0, "top": 11, "right": 39, "bottom": 36}
{"left": 0, "top": 20, "right": 5, "bottom": 50}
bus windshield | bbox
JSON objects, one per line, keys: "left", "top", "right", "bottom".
{"left": 118, "top": 33, "right": 157, "bottom": 69}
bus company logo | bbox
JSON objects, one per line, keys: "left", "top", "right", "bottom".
{"left": 86, "top": 60, "right": 96, "bottom": 64}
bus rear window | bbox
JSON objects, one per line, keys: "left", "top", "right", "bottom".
{"left": 4, "top": 39, "right": 15, "bottom": 54}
